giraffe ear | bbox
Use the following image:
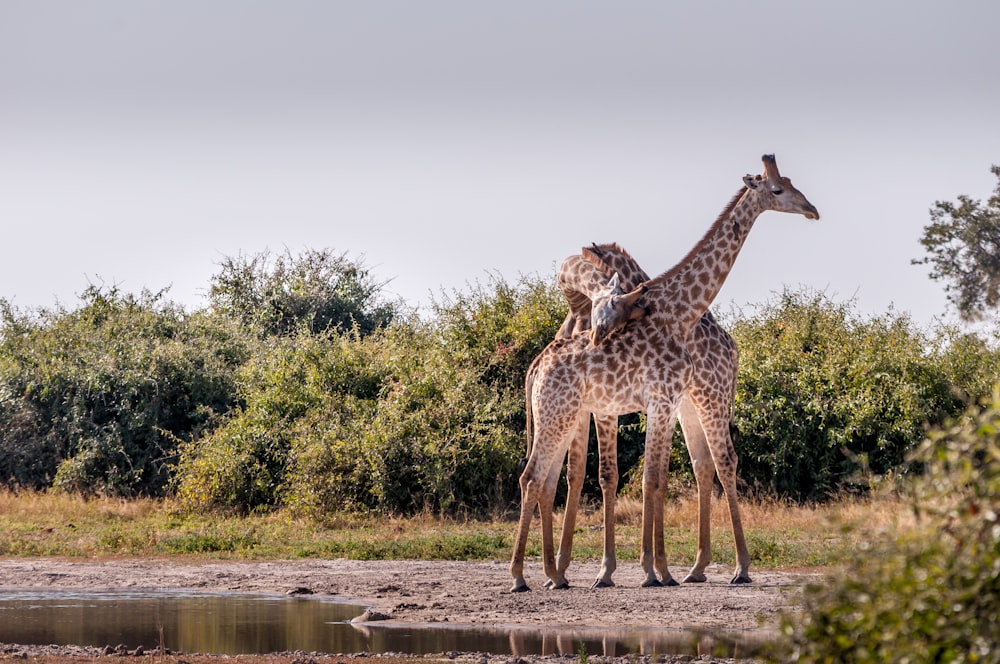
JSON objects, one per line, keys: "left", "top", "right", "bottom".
{"left": 608, "top": 272, "right": 622, "bottom": 293}
{"left": 743, "top": 174, "right": 759, "bottom": 190}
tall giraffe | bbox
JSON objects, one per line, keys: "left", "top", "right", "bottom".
{"left": 510, "top": 154, "right": 819, "bottom": 592}
{"left": 550, "top": 242, "right": 745, "bottom": 589}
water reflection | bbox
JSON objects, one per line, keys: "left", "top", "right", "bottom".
{"left": 0, "top": 589, "right": 365, "bottom": 655}
{"left": 0, "top": 589, "right": 771, "bottom": 657}
{"left": 352, "top": 622, "right": 771, "bottom": 659}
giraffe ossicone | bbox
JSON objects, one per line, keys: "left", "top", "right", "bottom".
{"left": 510, "top": 154, "right": 819, "bottom": 592}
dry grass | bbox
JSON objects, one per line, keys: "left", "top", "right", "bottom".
{"left": 575, "top": 490, "right": 912, "bottom": 533}
{"left": 0, "top": 488, "right": 912, "bottom": 569}
{"left": 561, "top": 490, "right": 914, "bottom": 569}
{"left": 0, "top": 489, "right": 159, "bottom": 522}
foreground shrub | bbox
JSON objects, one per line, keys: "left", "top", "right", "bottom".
{"left": 777, "top": 388, "right": 1000, "bottom": 663}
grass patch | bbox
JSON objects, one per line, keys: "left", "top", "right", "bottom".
{"left": 0, "top": 489, "right": 908, "bottom": 568}
{"left": 163, "top": 530, "right": 261, "bottom": 554}
{"left": 319, "top": 529, "right": 508, "bottom": 560}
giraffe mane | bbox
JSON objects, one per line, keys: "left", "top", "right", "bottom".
{"left": 643, "top": 187, "right": 749, "bottom": 289}
{"left": 579, "top": 244, "right": 621, "bottom": 280}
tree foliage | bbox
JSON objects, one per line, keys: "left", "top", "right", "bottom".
{"left": 914, "top": 164, "right": 1000, "bottom": 321}
{"left": 209, "top": 247, "right": 397, "bottom": 336}
{"left": 728, "top": 288, "right": 997, "bottom": 501}
{"left": 0, "top": 286, "right": 245, "bottom": 496}
{"left": 2, "top": 254, "right": 998, "bottom": 512}
{"left": 777, "top": 389, "right": 1000, "bottom": 663}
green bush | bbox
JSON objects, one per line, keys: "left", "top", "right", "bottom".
{"left": 0, "top": 286, "right": 245, "bottom": 496}
{"left": 776, "top": 388, "right": 1000, "bottom": 663}
{"left": 175, "top": 274, "right": 567, "bottom": 516}
{"left": 6, "top": 260, "right": 1000, "bottom": 516}
{"left": 727, "top": 289, "right": 996, "bottom": 501}
{"left": 173, "top": 329, "right": 387, "bottom": 511}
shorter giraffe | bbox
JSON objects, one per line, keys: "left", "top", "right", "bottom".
{"left": 518, "top": 252, "right": 648, "bottom": 557}
{"left": 555, "top": 253, "right": 649, "bottom": 345}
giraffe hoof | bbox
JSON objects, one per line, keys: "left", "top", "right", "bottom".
{"left": 664, "top": 578, "right": 679, "bottom": 587}
{"left": 591, "top": 579, "right": 615, "bottom": 589}
{"left": 640, "top": 578, "right": 664, "bottom": 588}
{"left": 510, "top": 582, "right": 531, "bottom": 593}
{"left": 683, "top": 574, "right": 707, "bottom": 583}
{"left": 547, "top": 579, "right": 570, "bottom": 590}
{"left": 730, "top": 575, "right": 753, "bottom": 585}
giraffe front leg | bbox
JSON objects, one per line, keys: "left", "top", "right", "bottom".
{"left": 651, "top": 472, "right": 677, "bottom": 587}
{"left": 641, "top": 407, "right": 678, "bottom": 587}
{"left": 539, "top": 450, "right": 569, "bottom": 590}
{"left": 592, "top": 415, "right": 618, "bottom": 589}
{"left": 550, "top": 415, "right": 589, "bottom": 589}
{"left": 682, "top": 455, "right": 714, "bottom": 583}
{"left": 639, "top": 441, "right": 662, "bottom": 587}
{"left": 509, "top": 458, "right": 543, "bottom": 592}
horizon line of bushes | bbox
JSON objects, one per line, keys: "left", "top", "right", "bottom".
{"left": 1, "top": 247, "right": 998, "bottom": 514}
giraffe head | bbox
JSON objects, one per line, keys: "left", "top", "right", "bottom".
{"left": 589, "top": 273, "right": 649, "bottom": 346}
{"left": 742, "top": 154, "right": 820, "bottom": 220}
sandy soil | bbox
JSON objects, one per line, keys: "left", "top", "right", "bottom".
{"left": 0, "top": 557, "right": 811, "bottom": 661}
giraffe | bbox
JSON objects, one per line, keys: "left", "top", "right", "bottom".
{"left": 548, "top": 242, "right": 745, "bottom": 589}
{"left": 554, "top": 252, "right": 650, "bottom": 345}
{"left": 510, "top": 154, "right": 819, "bottom": 592}
{"left": 517, "top": 250, "right": 649, "bottom": 581}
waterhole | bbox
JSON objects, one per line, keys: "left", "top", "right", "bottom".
{"left": 0, "top": 588, "right": 770, "bottom": 657}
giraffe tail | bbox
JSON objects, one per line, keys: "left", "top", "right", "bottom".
{"left": 520, "top": 352, "right": 543, "bottom": 470}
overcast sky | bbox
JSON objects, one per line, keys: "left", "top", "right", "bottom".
{"left": 2, "top": 1, "right": 998, "bottom": 328}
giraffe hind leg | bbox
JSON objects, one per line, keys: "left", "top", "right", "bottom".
{"left": 509, "top": 466, "right": 540, "bottom": 592}
{"left": 678, "top": 397, "right": 713, "bottom": 584}
{"left": 540, "top": 444, "right": 570, "bottom": 590}
{"left": 510, "top": 451, "right": 556, "bottom": 592}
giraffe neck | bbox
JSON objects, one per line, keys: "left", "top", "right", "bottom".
{"left": 584, "top": 243, "right": 650, "bottom": 289}
{"left": 645, "top": 186, "right": 761, "bottom": 332}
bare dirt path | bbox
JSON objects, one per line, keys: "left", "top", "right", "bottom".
{"left": 0, "top": 557, "right": 811, "bottom": 661}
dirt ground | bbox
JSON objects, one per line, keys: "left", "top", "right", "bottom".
{"left": 0, "top": 557, "right": 811, "bottom": 662}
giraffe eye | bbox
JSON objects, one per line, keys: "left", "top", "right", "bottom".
{"left": 770, "top": 184, "right": 784, "bottom": 195}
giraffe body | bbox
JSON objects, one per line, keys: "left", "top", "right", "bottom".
{"left": 551, "top": 243, "right": 746, "bottom": 589}
{"left": 510, "top": 155, "right": 819, "bottom": 592}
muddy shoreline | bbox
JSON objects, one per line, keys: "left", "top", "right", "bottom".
{"left": 0, "top": 558, "right": 809, "bottom": 661}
